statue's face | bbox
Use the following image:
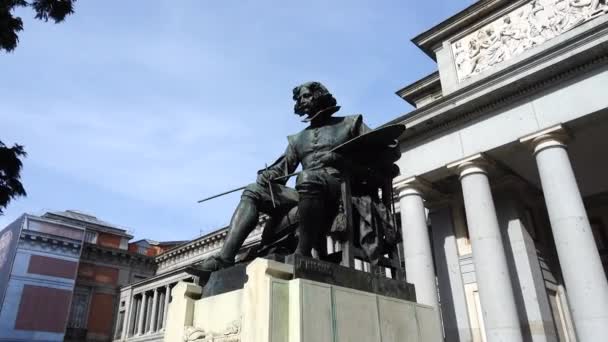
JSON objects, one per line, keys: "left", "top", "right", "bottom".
{"left": 294, "top": 86, "right": 315, "bottom": 117}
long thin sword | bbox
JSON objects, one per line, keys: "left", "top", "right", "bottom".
{"left": 196, "top": 185, "right": 249, "bottom": 203}
{"left": 196, "top": 171, "right": 302, "bottom": 203}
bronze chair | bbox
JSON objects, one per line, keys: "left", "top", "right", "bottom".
{"left": 250, "top": 156, "right": 404, "bottom": 281}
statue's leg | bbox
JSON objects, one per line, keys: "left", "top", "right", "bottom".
{"left": 295, "top": 194, "right": 325, "bottom": 257}
{"left": 295, "top": 170, "right": 340, "bottom": 257}
{"left": 188, "top": 184, "right": 262, "bottom": 273}
{"left": 219, "top": 197, "right": 259, "bottom": 262}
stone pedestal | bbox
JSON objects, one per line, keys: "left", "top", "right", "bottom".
{"left": 164, "top": 258, "right": 442, "bottom": 342}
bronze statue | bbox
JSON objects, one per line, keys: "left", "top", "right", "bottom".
{"left": 191, "top": 82, "right": 374, "bottom": 272}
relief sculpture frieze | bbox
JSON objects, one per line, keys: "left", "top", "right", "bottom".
{"left": 452, "top": 0, "right": 608, "bottom": 81}
{"left": 183, "top": 320, "right": 241, "bottom": 342}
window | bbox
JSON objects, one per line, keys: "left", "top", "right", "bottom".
{"left": 138, "top": 246, "right": 148, "bottom": 255}
{"left": 547, "top": 289, "right": 571, "bottom": 342}
{"left": 452, "top": 204, "right": 472, "bottom": 255}
{"left": 354, "top": 258, "right": 363, "bottom": 271}
{"left": 156, "top": 291, "right": 166, "bottom": 330}
{"left": 67, "top": 289, "right": 90, "bottom": 329}
{"left": 464, "top": 283, "right": 487, "bottom": 342}
{"left": 84, "top": 230, "right": 98, "bottom": 244}
{"left": 144, "top": 292, "right": 153, "bottom": 333}
{"left": 114, "top": 311, "right": 125, "bottom": 339}
{"left": 129, "top": 295, "right": 142, "bottom": 336}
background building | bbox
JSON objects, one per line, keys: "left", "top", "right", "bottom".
{"left": 47, "top": 211, "right": 158, "bottom": 342}
{"left": 128, "top": 239, "right": 186, "bottom": 257}
{"left": 0, "top": 213, "right": 85, "bottom": 342}
{"left": 0, "top": 210, "right": 159, "bottom": 342}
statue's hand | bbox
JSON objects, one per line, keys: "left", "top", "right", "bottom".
{"left": 256, "top": 170, "right": 272, "bottom": 187}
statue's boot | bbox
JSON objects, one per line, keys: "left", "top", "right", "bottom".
{"left": 188, "top": 198, "right": 259, "bottom": 273}
{"left": 186, "top": 255, "right": 234, "bottom": 276}
{"left": 295, "top": 195, "right": 325, "bottom": 257}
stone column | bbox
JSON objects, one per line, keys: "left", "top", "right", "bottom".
{"left": 150, "top": 289, "right": 159, "bottom": 332}
{"left": 393, "top": 176, "right": 439, "bottom": 308}
{"left": 162, "top": 284, "right": 171, "bottom": 330}
{"left": 428, "top": 207, "right": 473, "bottom": 342}
{"left": 521, "top": 125, "right": 608, "bottom": 341}
{"left": 448, "top": 154, "right": 523, "bottom": 342}
{"left": 137, "top": 293, "right": 147, "bottom": 336}
{"left": 122, "top": 288, "right": 134, "bottom": 340}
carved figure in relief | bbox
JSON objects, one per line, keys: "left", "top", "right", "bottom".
{"left": 183, "top": 321, "right": 241, "bottom": 342}
{"left": 551, "top": 0, "right": 571, "bottom": 32}
{"left": 569, "top": 0, "right": 593, "bottom": 27}
{"left": 499, "top": 16, "right": 524, "bottom": 58}
{"left": 222, "top": 320, "right": 240, "bottom": 336}
{"left": 454, "top": 41, "right": 468, "bottom": 73}
{"left": 467, "top": 29, "right": 495, "bottom": 74}
{"left": 184, "top": 326, "right": 209, "bottom": 341}
{"left": 466, "top": 35, "right": 483, "bottom": 75}
{"left": 515, "top": 8, "right": 535, "bottom": 51}
{"left": 591, "top": 0, "right": 608, "bottom": 13}
{"left": 452, "top": 0, "right": 608, "bottom": 80}
{"left": 485, "top": 26, "right": 509, "bottom": 66}
{"left": 529, "top": 0, "right": 555, "bottom": 44}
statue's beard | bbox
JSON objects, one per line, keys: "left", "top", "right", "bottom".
{"left": 294, "top": 100, "right": 324, "bottom": 118}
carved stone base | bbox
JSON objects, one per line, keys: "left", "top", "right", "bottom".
{"left": 164, "top": 258, "right": 442, "bottom": 342}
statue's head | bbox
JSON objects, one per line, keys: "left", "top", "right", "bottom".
{"left": 292, "top": 82, "right": 338, "bottom": 120}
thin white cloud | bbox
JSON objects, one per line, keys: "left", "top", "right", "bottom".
{"left": 1, "top": 0, "right": 475, "bottom": 240}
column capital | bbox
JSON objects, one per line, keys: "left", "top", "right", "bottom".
{"left": 447, "top": 153, "right": 494, "bottom": 179}
{"left": 393, "top": 176, "right": 434, "bottom": 199}
{"left": 519, "top": 124, "right": 570, "bottom": 155}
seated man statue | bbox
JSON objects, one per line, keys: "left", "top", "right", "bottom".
{"left": 192, "top": 81, "right": 371, "bottom": 272}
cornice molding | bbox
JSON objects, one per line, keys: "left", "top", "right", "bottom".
{"left": 82, "top": 243, "right": 155, "bottom": 268}
{"left": 156, "top": 228, "right": 228, "bottom": 262}
{"left": 395, "top": 72, "right": 441, "bottom": 107}
{"left": 19, "top": 232, "right": 82, "bottom": 256}
{"left": 412, "top": 0, "right": 513, "bottom": 59}
{"left": 20, "top": 230, "right": 82, "bottom": 248}
{"left": 388, "top": 34, "right": 608, "bottom": 147}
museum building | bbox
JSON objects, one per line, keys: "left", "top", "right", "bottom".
{"left": 112, "top": 1, "right": 608, "bottom": 341}
{"left": 0, "top": 210, "right": 165, "bottom": 342}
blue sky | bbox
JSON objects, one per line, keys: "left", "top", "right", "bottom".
{"left": 0, "top": 0, "right": 474, "bottom": 241}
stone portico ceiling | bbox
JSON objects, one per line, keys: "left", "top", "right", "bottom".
{"left": 452, "top": 0, "right": 608, "bottom": 81}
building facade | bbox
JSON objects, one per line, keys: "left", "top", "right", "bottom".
{"left": 0, "top": 214, "right": 85, "bottom": 341}
{"left": 46, "top": 211, "right": 158, "bottom": 342}
{"left": 0, "top": 211, "right": 158, "bottom": 342}
{"left": 391, "top": 1, "right": 608, "bottom": 341}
